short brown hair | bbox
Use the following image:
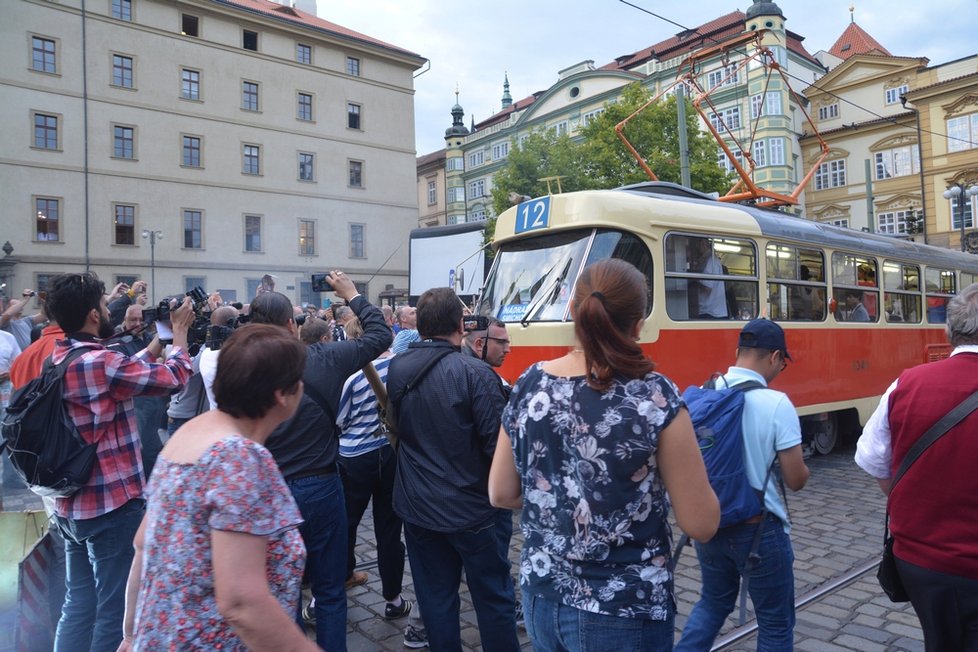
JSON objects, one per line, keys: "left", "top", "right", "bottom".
{"left": 416, "top": 287, "right": 462, "bottom": 338}
{"left": 214, "top": 324, "right": 305, "bottom": 419}
{"left": 299, "top": 318, "right": 331, "bottom": 345}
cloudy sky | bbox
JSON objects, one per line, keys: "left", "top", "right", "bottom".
{"left": 314, "top": 0, "right": 977, "bottom": 156}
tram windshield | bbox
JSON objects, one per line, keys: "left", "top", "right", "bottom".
{"left": 478, "top": 228, "right": 653, "bottom": 323}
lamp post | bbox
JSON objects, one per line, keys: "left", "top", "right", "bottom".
{"left": 943, "top": 182, "right": 978, "bottom": 252}
{"left": 141, "top": 229, "right": 163, "bottom": 303}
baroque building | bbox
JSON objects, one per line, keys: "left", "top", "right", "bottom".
{"left": 2, "top": 0, "right": 425, "bottom": 306}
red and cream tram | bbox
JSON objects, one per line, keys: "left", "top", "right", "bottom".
{"left": 475, "top": 182, "right": 978, "bottom": 454}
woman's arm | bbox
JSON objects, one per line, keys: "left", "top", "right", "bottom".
{"left": 116, "top": 515, "right": 147, "bottom": 652}
{"left": 657, "top": 409, "right": 720, "bottom": 543}
{"left": 489, "top": 427, "right": 522, "bottom": 510}
{"left": 212, "top": 529, "right": 319, "bottom": 651}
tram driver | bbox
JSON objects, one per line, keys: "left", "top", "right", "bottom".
{"left": 689, "top": 237, "right": 729, "bottom": 319}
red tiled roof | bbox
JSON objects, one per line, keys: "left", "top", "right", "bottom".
{"left": 416, "top": 149, "right": 446, "bottom": 166}
{"left": 828, "top": 22, "right": 891, "bottom": 61}
{"left": 215, "top": 0, "right": 422, "bottom": 60}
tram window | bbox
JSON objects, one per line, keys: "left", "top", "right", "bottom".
{"left": 925, "top": 268, "right": 956, "bottom": 323}
{"left": 664, "top": 233, "right": 757, "bottom": 321}
{"left": 586, "top": 230, "right": 654, "bottom": 311}
{"left": 766, "top": 243, "right": 826, "bottom": 321}
{"left": 962, "top": 272, "right": 978, "bottom": 287}
{"left": 832, "top": 252, "right": 879, "bottom": 322}
{"left": 882, "top": 261, "right": 921, "bottom": 323}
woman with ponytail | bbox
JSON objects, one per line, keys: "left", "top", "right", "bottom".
{"left": 489, "top": 259, "right": 719, "bottom": 651}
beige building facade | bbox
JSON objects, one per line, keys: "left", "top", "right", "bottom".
{"left": 2, "top": 0, "right": 425, "bottom": 307}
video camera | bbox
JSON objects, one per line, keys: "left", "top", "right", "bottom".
{"left": 143, "top": 286, "right": 211, "bottom": 355}
{"left": 462, "top": 315, "right": 490, "bottom": 332}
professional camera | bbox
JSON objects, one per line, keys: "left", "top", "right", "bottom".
{"left": 311, "top": 273, "right": 333, "bottom": 293}
{"left": 148, "top": 286, "right": 212, "bottom": 354}
{"left": 462, "top": 315, "right": 490, "bottom": 332}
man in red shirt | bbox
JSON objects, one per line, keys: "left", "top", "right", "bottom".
{"left": 43, "top": 272, "right": 194, "bottom": 652}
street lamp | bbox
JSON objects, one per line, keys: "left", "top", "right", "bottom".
{"left": 943, "top": 182, "right": 978, "bottom": 252}
{"left": 141, "top": 229, "right": 163, "bottom": 303}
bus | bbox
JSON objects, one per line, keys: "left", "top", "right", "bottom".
{"left": 475, "top": 182, "right": 978, "bottom": 454}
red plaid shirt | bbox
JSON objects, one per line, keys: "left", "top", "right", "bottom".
{"left": 52, "top": 337, "right": 192, "bottom": 520}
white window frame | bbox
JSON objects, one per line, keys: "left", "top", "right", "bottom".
{"left": 447, "top": 156, "right": 464, "bottom": 171}
{"left": 467, "top": 179, "right": 485, "bottom": 200}
{"left": 884, "top": 84, "right": 909, "bottom": 105}
{"left": 814, "top": 159, "right": 847, "bottom": 190}
{"left": 427, "top": 180, "right": 437, "bottom": 205}
{"left": 877, "top": 210, "right": 912, "bottom": 235}
{"left": 492, "top": 141, "right": 509, "bottom": 160}
{"left": 468, "top": 150, "right": 484, "bottom": 168}
{"left": 818, "top": 103, "right": 839, "bottom": 120}
{"left": 874, "top": 145, "right": 920, "bottom": 180}
{"left": 947, "top": 113, "right": 978, "bottom": 153}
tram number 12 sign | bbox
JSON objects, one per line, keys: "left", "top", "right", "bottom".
{"left": 515, "top": 196, "right": 551, "bottom": 234}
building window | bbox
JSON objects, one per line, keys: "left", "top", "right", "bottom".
{"left": 582, "top": 109, "right": 605, "bottom": 126}
{"left": 950, "top": 196, "right": 975, "bottom": 230}
{"left": 298, "top": 152, "right": 314, "bottom": 181}
{"left": 448, "top": 187, "right": 465, "bottom": 203}
{"left": 296, "top": 43, "right": 311, "bottom": 64}
{"left": 183, "top": 209, "right": 202, "bottom": 248}
{"left": 299, "top": 219, "right": 316, "bottom": 255}
{"left": 768, "top": 137, "right": 785, "bottom": 166}
{"left": 467, "top": 179, "right": 485, "bottom": 200}
{"left": 297, "top": 92, "right": 313, "bottom": 121}
{"left": 346, "top": 56, "right": 360, "bottom": 76}
{"left": 32, "top": 36, "right": 56, "bottom": 73}
{"left": 184, "top": 276, "right": 206, "bottom": 293}
{"left": 707, "top": 64, "right": 739, "bottom": 89}
{"left": 348, "top": 160, "right": 363, "bottom": 188}
{"left": 814, "top": 160, "right": 847, "bottom": 190}
{"left": 111, "top": 0, "right": 132, "bottom": 21}
{"left": 468, "top": 151, "right": 484, "bottom": 168}
{"left": 242, "top": 81, "right": 259, "bottom": 111}
{"left": 114, "top": 204, "right": 135, "bottom": 245}
{"left": 752, "top": 140, "right": 767, "bottom": 168}
{"left": 446, "top": 156, "right": 464, "bottom": 171}
{"left": 244, "top": 214, "right": 262, "bottom": 252}
{"left": 182, "top": 135, "right": 201, "bottom": 167}
{"left": 947, "top": 113, "right": 978, "bottom": 153}
{"left": 181, "top": 14, "right": 199, "bottom": 37}
{"left": 492, "top": 141, "right": 509, "bottom": 160}
{"left": 181, "top": 68, "right": 200, "bottom": 100}
{"left": 113, "top": 125, "right": 135, "bottom": 159}
{"left": 350, "top": 223, "right": 364, "bottom": 258}
{"left": 427, "top": 180, "right": 437, "bottom": 205}
{"left": 717, "top": 147, "right": 744, "bottom": 173}
{"left": 242, "top": 30, "right": 258, "bottom": 51}
{"left": 818, "top": 103, "right": 839, "bottom": 120}
{"left": 468, "top": 209, "right": 487, "bottom": 222}
{"left": 750, "top": 91, "right": 782, "bottom": 119}
{"left": 33, "top": 112, "right": 58, "bottom": 150}
{"left": 242, "top": 144, "right": 260, "bottom": 175}
{"left": 112, "top": 54, "right": 133, "bottom": 88}
{"left": 35, "top": 197, "right": 60, "bottom": 241}
{"left": 884, "top": 84, "right": 909, "bottom": 105}
{"left": 709, "top": 107, "right": 741, "bottom": 131}
{"left": 877, "top": 210, "right": 912, "bottom": 235}
{"left": 552, "top": 121, "right": 568, "bottom": 136}
{"left": 347, "top": 102, "right": 361, "bottom": 129}
{"left": 874, "top": 145, "right": 919, "bottom": 179}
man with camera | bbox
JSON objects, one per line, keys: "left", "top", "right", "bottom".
{"left": 387, "top": 287, "right": 519, "bottom": 652}
{"left": 249, "top": 271, "right": 391, "bottom": 652}
{"left": 1, "top": 288, "right": 48, "bottom": 349}
{"left": 43, "top": 272, "right": 194, "bottom": 652}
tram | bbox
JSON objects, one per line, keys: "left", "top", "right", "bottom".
{"left": 474, "top": 182, "right": 978, "bottom": 454}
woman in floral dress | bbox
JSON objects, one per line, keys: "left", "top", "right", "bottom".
{"left": 118, "top": 325, "right": 319, "bottom": 651}
{"left": 490, "top": 259, "right": 720, "bottom": 651}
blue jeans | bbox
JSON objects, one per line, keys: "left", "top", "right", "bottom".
{"left": 53, "top": 498, "right": 144, "bottom": 652}
{"left": 524, "top": 593, "right": 674, "bottom": 652}
{"left": 676, "top": 515, "right": 795, "bottom": 652}
{"left": 405, "top": 520, "right": 518, "bottom": 652}
{"left": 288, "top": 471, "right": 348, "bottom": 652}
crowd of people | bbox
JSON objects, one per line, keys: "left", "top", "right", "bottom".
{"left": 1, "top": 263, "right": 975, "bottom": 651}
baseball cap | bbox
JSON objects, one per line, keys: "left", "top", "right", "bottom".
{"left": 738, "top": 319, "right": 791, "bottom": 360}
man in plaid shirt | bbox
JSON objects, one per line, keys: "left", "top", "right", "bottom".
{"left": 44, "top": 272, "right": 194, "bottom": 652}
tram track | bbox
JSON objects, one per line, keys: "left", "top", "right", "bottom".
{"left": 712, "top": 557, "right": 880, "bottom": 650}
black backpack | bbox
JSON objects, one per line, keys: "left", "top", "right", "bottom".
{"left": 1, "top": 347, "right": 97, "bottom": 497}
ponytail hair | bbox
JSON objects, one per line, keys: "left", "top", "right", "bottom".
{"left": 573, "top": 259, "right": 654, "bottom": 390}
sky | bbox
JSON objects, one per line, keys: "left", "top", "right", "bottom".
{"left": 314, "top": 0, "right": 978, "bottom": 156}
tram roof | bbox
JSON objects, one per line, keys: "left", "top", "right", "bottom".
{"left": 615, "top": 182, "right": 978, "bottom": 273}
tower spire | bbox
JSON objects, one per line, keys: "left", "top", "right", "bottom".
{"left": 501, "top": 72, "right": 512, "bottom": 109}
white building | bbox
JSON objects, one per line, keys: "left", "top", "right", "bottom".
{"left": 1, "top": 0, "right": 425, "bottom": 306}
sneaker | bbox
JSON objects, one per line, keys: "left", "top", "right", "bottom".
{"left": 344, "top": 571, "right": 368, "bottom": 589}
{"left": 385, "top": 598, "right": 413, "bottom": 620}
{"left": 403, "top": 623, "right": 428, "bottom": 649}
{"left": 514, "top": 598, "right": 524, "bottom": 628}
{"left": 301, "top": 599, "right": 315, "bottom": 626}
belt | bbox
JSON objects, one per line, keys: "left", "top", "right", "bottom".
{"left": 286, "top": 465, "right": 337, "bottom": 482}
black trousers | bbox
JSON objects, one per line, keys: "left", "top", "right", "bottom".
{"left": 338, "top": 445, "right": 405, "bottom": 601}
{"left": 896, "top": 555, "right": 978, "bottom": 652}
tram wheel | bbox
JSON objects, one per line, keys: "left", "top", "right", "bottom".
{"left": 813, "top": 414, "right": 838, "bottom": 455}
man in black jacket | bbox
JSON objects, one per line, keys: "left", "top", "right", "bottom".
{"left": 387, "top": 287, "right": 518, "bottom": 652}
{"left": 249, "top": 271, "right": 391, "bottom": 652}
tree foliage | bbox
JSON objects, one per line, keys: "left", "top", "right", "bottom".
{"left": 489, "top": 130, "right": 583, "bottom": 216}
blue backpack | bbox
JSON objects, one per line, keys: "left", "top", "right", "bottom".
{"left": 681, "top": 378, "right": 766, "bottom": 528}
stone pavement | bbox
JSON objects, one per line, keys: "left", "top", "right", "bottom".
{"left": 1, "top": 444, "right": 925, "bottom": 650}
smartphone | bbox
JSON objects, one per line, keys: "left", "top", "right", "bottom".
{"left": 311, "top": 273, "right": 333, "bottom": 293}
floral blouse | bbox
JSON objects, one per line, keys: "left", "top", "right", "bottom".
{"left": 133, "top": 436, "right": 305, "bottom": 650}
{"left": 502, "top": 364, "right": 684, "bottom": 621}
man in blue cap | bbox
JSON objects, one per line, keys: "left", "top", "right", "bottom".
{"left": 678, "top": 319, "right": 810, "bottom": 651}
